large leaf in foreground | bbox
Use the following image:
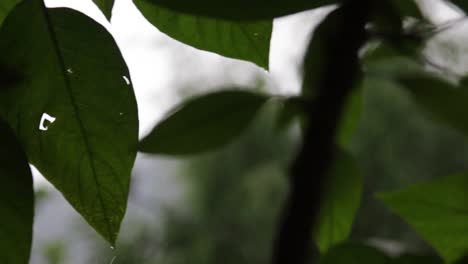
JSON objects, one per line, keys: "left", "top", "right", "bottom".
{"left": 0, "top": 0, "right": 19, "bottom": 25}
{"left": 0, "top": 120, "right": 33, "bottom": 264}
{"left": 134, "top": 0, "right": 271, "bottom": 69}
{"left": 93, "top": 0, "right": 114, "bottom": 20}
{"left": 0, "top": 1, "right": 139, "bottom": 245}
{"left": 314, "top": 151, "right": 363, "bottom": 252}
{"left": 139, "top": 0, "right": 336, "bottom": 20}
{"left": 139, "top": 90, "right": 268, "bottom": 155}
{"left": 378, "top": 174, "right": 468, "bottom": 263}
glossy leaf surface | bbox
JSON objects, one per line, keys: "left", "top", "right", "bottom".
{"left": 0, "top": 1, "right": 139, "bottom": 245}
{"left": 134, "top": 0, "right": 272, "bottom": 69}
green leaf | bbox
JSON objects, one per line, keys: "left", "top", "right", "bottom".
{"left": 93, "top": 0, "right": 114, "bottom": 20}
{"left": 0, "top": 0, "right": 20, "bottom": 26}
{"left": 378, "top": 174, "right": 468, "bottom": 263}
{"left": 395, "top": 255, "right": 442, "bottom": 264}
{"left": 397, "top": 74, "right": 468, "bottom": 138}
{"left": 0, "top": 120, "right": 34, "bottom": 264}
{"left": 302, "top": 7, "right": 342, "bottom": 98}
{"left": 0, "top": 1, "right": 139, "bottom": 245}
{"left": 338, "top": 86, "right": 363, "bottom": 149}
{"left": 391, "top": 0, "right": 423, "bottom": 19}
{"left": 314, "top": 151, "right": 363, "bottom": 252}
{"left": 275, "top": 87, "right": 362, "bottom": 149}
{"left": 134, "top": 0, "right": 272, "bottom": 69}
{"left": 450, "top": 1, "right": 468, "bottom": 13}
{"left": 138, "top": 0, "right": 337, "bottom": 20}
{"left": 319, "top": 243, "right": 442, "bottom": 263}
{"left": 318, "top": 243, "right": 390, "bottom": 263}
{"left": 139, "top": 90, "right": 269, "bottom": 155}
{"left": 275, "top": 96, "right": 308, "bottom": 131}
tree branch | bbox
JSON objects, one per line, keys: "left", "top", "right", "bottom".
{"left": 271, "top": 1, "right": 373, "bottom": 263}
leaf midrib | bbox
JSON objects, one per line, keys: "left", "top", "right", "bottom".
{"left": 39, "top": 3, "right": 113, "bottom": 241}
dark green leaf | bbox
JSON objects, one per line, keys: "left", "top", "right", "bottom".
{"left": 0, "top": 0, "right": 20, "bottom": 25}
{"left": 275, "top": 96, "right": 308, "bottom": 131}
{"left": 93, "top": 0, "right": 114, "bottom": 20}
{"left": 394, "top": 254, "right": 442, "bottom": 264}
{"left": 318, "top": 243, "right": 390, "bottom": 263}
{"left": 275, "top": 87, "right": 362, "bottom": 149}
{"left": 371, "top": 0, "right": 404, "bottom": 38}
{"left": 397, "top": 74, "right": 468, "bottom": 138}
{"left": 391, "top": 0, "right": 423, "bottom": 19}
{"left": 319, "top": 243, "right": 442, "bottom": 264}
{"left": 138, "top": 0, "right": 337, "bottom": 20}
{"left": 378, "top": 174, "right": 468, "bottom": 263}
{"left": 314, "top": 151, "right": 363, "bottom": 252}
{"left": 0, "top": 120, "right": 34, "bottom": 264}
{"left": 139, "top": 90, "right": 269, "bottom": 155}
{"left": 454, "top": 254, "right": 468, "bottom": 264}
{"left": 0, "top": 1, "right": 139, "bottom": 245}
{"left": 338, "top": 86, "right": 363, "bottom": 149}
{"left": 134, "top": 0, "right": 272, "bottom": 69}
{"left": 302, "top": 8, "right": 342, "bottom": 98}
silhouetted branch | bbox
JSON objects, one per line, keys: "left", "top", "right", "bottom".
{"left": 271, "top": 1, "right": 374, "bottom": 264}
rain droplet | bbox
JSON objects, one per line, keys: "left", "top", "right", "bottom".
{"left": 119, "top": 112, "right": 123, "bottom": 116}
{"left": 67, "top": 68, "right": 73, "bottom": 74}
{"left": 39, "top": 113, "right": 56, "bottom": 131}
{"left": 110, "top": 246, "right": 115, "bottom": 250}
{"left": 122, "top": 76, "right": 131, "bottom": 85}
{"left": 253, "top": 33, "right": 259, "bottom": 37}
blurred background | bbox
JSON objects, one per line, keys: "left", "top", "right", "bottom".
{"left": 29, "top": 0, "right": 468, "bottom": 263}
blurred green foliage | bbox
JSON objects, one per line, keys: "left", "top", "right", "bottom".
{"left": 94, "top": 71, "right": 468, "bottom": 262}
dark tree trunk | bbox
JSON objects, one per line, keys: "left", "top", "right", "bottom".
{"left": 271, "top": 1, "right": 374, "bottom": 263}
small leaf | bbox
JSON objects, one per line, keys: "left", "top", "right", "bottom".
{"left": 134, "top": 0, "right": 272, "bottom": 69}
{"left": 138, "top": 0, "right": 337, "bottom": 20}
{"left": 93, "top": 0, "right": 114, "bottom": 20}
{"left": 0, "top": 0, "right": 20, "bottom": 26}
{"left": 314, "top": 151, "right": 363, "bottom": 252}
{"left": 139, "top": 90, "right": 269, "bottom": 155}
{"left": 0, "top": 1, "right": 139, "bottom": 245}
{"left": 378, "top": 174, "right": 468, "bottom": 263}
{"left": 397, "top": 74, "right": 468, "bottom": 138}
{"left": 0, "top": 120, "right": 34, "bottom": 264}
